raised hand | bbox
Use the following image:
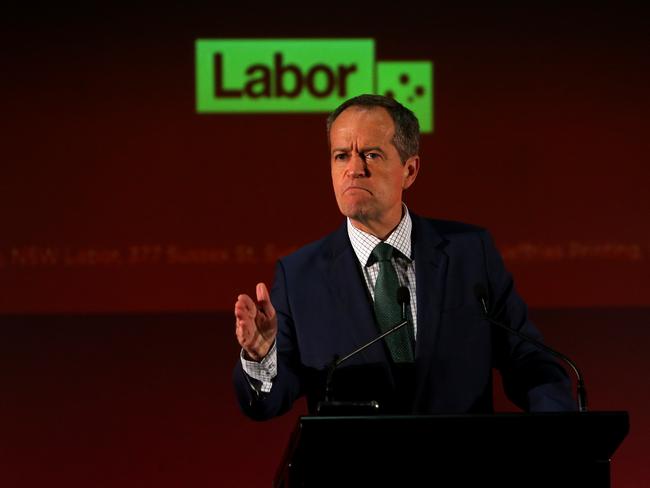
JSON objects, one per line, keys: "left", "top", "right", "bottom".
{"left": 234, "top": 283, "right": 278, "bottom": 361}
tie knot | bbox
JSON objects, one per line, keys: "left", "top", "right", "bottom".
{"left": 371, "top": 242, "right": 394, "bottom": 263}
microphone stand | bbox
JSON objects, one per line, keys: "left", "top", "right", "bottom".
{"left": 317, "top": 287, "right": 411, "bottom": 416}
{"left": 474, "top": 283, "right": 587, "bottom": 412}
{"left": 475, "top": 289, "right": 587, "bottom": 412}
{"left": 482, "top": 314, "right": 587, "bottom": 412}
{"left": 317, "top": 319, "right": 410, "bottom": 415}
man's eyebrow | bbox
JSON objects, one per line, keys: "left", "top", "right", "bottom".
{"left": 359, "top": 146, "right": 386, "bottom": 155}
{"left": 331, "top": 146, "right": 386, "bottom": 155}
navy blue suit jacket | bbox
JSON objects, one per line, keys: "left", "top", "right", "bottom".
{"left": 234, "top": 212, "right": 576, "bottom": 420}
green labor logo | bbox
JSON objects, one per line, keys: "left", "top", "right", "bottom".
{"left": 195, "top": 39, "right": 434, "bottom": 133}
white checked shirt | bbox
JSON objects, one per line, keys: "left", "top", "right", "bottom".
{"left": 346, "top": 206, "right": 418, "bottom": 336}
{"left": 241, "top": 205, "right": 418, "bottom": 393}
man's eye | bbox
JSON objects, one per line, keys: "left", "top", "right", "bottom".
{"left": 364, "top": 153, "right": 379, "bottom": 160}
{"left": 334, "top": 154, "right": 347, "bottom": 161}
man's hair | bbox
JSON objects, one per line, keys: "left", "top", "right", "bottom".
{"left": 326, "top": 94, "right": 420, "bottom": 162}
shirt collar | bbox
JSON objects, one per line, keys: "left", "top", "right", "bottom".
{"left": 347, "top": 204, "right": 413, "bottom": 267}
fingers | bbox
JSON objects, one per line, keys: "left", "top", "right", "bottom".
{"left": 256, "top": 282, "right": 269, "bottom": 303}
{"left": 235, "top": 319, "right": 246, "bottom": 346}
{"left": 255, "top": 282, "right": 276, "bottom": 319}
{"left": 234, "top": 294, "right": 255, "bottom": 343}
{"left": 234, "top": 285, "right": 277, "bottom": 360}
{"left": 234, "top": 294, "right": 255, "bottom": 318}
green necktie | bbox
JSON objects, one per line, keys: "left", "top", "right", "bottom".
{"left": 371, "top": 242, "right": 414, "bottom": 363}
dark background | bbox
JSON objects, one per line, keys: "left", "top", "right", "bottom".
{"left": 1, "top": 5, "right": 648, "bottom": 487}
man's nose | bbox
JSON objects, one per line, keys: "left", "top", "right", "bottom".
{"left": 346, "top": 154, "right": 368, "bottom": 178}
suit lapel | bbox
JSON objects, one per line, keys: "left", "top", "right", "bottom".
{"left": 323, "top": 221, "right": 388, "bottom": 364}
{"left": 411, "top": 213, "right": 449, "bottom": 403}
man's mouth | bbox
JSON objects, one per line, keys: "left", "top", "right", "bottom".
{"left": 344, "top": 186, "right": 372, "bottom": 195}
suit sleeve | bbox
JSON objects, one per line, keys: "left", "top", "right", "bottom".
{"left": 232, "top": 260, "right": 304, "bottom": 421}
{"left": 480, "top": 230, "right": 578, "bottom": 412}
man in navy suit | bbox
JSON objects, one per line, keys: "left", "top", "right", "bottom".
{"left": 233, "top": 95, "right": 575, "bottom": 420}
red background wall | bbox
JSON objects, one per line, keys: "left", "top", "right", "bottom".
{"left": 2, "top": 6, "right": 648, "bottom": 312}
{"left": 1, "top": 6, "right": 648, "bottom": 487}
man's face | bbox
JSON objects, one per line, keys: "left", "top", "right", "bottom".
{"left": 329, "top": 106, "right": 419, "bottom": 232}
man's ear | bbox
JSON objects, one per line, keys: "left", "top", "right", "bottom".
{"left": 403, "top": 155, "right": 420, "bottom": 189}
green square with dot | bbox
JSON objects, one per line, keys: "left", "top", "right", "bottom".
{"left": 376, "top": 61, "right": 434, "bottom": 133}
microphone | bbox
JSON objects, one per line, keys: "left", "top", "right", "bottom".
{"left": 316, "top": 287, "right": 411, "bottom": 415}
{"left": 473, "top": 283, "right": 587, "bottom": 412}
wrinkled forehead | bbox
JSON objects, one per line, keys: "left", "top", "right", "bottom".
{"left": 329, "top": 106, "right": 396, "bottom": 149}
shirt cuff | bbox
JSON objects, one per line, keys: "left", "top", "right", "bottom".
{"left": 240, "top": 341, "right": 277, "bottom": 393}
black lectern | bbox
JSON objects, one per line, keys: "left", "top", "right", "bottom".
{"left": 274, "top": 412, "right": 628, "bottom": 488}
